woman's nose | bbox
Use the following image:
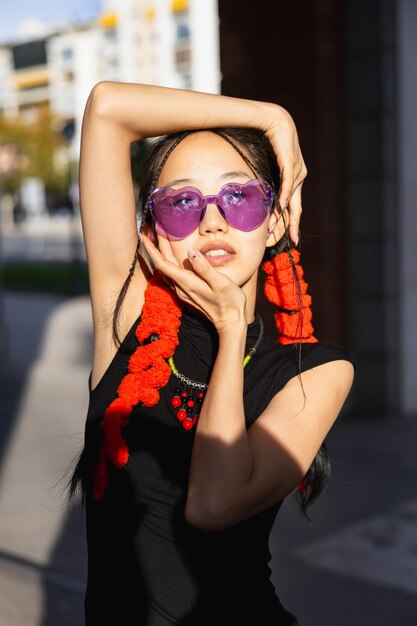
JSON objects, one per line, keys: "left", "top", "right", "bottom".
{"left": 199, "top": 202, "right": 228, "bottom": 232}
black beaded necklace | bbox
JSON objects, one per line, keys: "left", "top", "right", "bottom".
{"left": 167, "top": 312, "right": 264, "bottom": 431}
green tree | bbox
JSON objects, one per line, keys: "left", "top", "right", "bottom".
{"left": 0, "top": 107, "right": 71, "bottom": 195}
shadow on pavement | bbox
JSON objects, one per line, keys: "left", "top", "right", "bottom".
{"left": 0, "top": 291, "right": 91, "bottom": 625}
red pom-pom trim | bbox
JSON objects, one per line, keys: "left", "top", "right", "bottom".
{"left": 261, "top": 249, "right": 318, "bottom": 345}
{"left": 262, "top": 248, "right": 318, "bottom": 496}
{"left": 92, "top": 270, "right": 183, "bottom": 500}
{"left": 93, "top": 248, "right": 318, "bottom": 500}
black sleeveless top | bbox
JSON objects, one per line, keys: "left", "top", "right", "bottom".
{"left": 82, "top": 305, "right": 356, "bottom": 625}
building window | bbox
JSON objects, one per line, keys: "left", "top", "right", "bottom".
{"left": 62, "top": 48, "right": 73, "bottom": 61}
{"left": 13, "top": 40, "right": 46, "bottom": 70}
{"left": 105, "top": 28, "right": 117, "bottom": 41}
{"left": 176, "top": 23, "right": 189, "bottom": 39}
{"left": 175, "top": 48, "right": 191, "bottom": 66}
{"left": 182, "top": 74, "right": 192, "bottom": 89}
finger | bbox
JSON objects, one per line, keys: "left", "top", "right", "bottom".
{"left": 185, "top": 247, "right": 226, "bottom": 289}
{"left": 277, "top": 164, "right": 294, "bottom": 211}
{"left": 141, "top": 233, "right": 214, "bottom": 293}
{"left": 287, "top": 184, "right": 303, "bottom": 245}
{"left": 140, "top": 233, "right": 184, "bottom": 277}
{"left": 141, "top": 238, "right": 222, "bottom": 318}
{"left": 141, "top": 235, "right": 198, "bottom": 304}
{"left": 267, "top": 129, "right": 296, "bottom": 209}
{"left": 156, "top": 237, "right": 182, "bottom": 269}
{"left": 293, "top": 152, "right": 308, "bottom": 188}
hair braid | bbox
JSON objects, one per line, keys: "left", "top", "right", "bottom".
{"left": 113, "top": 133, "right": 192, "bottom": 347}
{"left": 139, "top": 133, "right": 192, "bottom": 231}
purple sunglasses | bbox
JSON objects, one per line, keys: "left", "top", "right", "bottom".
{"left": 148, "top": 179, "right": 274, "bottom": 239}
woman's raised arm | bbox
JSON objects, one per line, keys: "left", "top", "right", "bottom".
{"left": 79, "top": 81, "right": 306, "bottom": 336}
{"left": 91, "top": 81, "right": 306, "bottom": 233}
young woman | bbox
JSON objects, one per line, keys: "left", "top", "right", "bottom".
{"left": 68, "top": 82, "right": 355, "bottom": 625}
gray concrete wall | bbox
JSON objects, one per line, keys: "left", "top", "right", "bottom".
{"left": 397, "top": 0, "right": 417, "bottom": 415}
{"left": 344, "top": 0, "right": 399, "bottom": 414}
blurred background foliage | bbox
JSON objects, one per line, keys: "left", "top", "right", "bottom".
{"left": 0, "top": 107, "right": 71, "bottom": 195}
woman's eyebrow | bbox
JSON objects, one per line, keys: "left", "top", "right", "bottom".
{"left": 164, "top": 177, "right": 193, "bottom": 187}
{"left": 165, "top": 171, "right": 252, "bottom": 187}
{"left": 220, "top": 170, "right": 252, "bottom": 180}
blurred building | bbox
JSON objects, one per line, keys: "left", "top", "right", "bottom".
{"left": 218, "top": 0, "right": 417, "bottom": 418}
{"left": 0, "top": 0, "right": 220, "bottom": 170}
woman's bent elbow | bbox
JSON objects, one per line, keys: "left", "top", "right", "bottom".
{"left": 184, "top": 499, "right": 236, "bottom": 533}
{"left": 87, "top": 81, "right": 114, "bottom": 119}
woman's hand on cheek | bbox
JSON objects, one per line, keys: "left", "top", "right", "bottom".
{"left": 140, "top": 233, "right": 247, "bottom": 332}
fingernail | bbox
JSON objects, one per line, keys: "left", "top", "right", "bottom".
{"left": 187, "top": 247, "right": 198, "bottom": 260}
{"left": 279, "top": 198, "right": 288, "bottom": 210}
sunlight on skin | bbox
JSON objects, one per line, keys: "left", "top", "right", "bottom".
{"left": 142, "top": 130, "right": 288, "bottom": 324}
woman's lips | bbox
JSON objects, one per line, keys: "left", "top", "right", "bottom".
{"left": 204, "top": 252, "right": 236, "bottom": 266}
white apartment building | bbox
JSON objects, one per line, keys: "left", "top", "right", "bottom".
{"left": 0, "top": 0, "right": 220, "bottom": 165}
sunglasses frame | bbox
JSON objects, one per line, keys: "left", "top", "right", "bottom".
{"left": 148, "top": 178, "right": 275, "bottom": 238}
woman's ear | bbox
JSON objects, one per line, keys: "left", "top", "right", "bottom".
{"left": 266, "top": 205, "right": 288, "bottom": 247}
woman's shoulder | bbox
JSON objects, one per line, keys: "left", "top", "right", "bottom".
{"left": 284, "top": 339, "right": 357, "bottom": 369}
{"left": 257, "top": 335, "right": 357, "bottom": 392}
{"left": 244, "top": 337, "right": 356, "bottom": 426}
{"left": 261, "top": 333, "right": 356, "bottom": 366}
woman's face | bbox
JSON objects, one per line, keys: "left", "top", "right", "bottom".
{"left": 145, "top": 131, "right": 285, "bottom": 294}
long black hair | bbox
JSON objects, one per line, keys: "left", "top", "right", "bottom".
{"left": 67, "top": 127, "right": 331, "bottom": 520}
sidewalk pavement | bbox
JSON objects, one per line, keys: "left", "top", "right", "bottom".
{"left": 0, "top": 290, "right": 416, "bottom": 626}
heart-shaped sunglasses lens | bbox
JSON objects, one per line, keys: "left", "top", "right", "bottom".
{"left": 149, "top": 187, "right": 204, "bottom": 238}
{"left": 218, "top": 180, "right": 273, "bottom": 232}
